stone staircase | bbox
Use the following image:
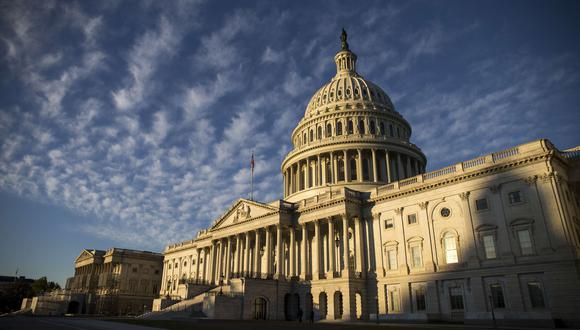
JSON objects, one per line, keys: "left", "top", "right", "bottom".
{"left": 138, "top": 294, "right": 206, "bottom": 320}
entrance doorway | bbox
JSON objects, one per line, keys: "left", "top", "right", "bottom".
{"left": 67, "top": 301, "right": 80, "bottom": 314}
{"left": 333, "top": 291, "right": 343, "bottom": 319}
{"left": 319, "top": 292, "right": 327, "bottom": 320}
{"left": 254, "top": 297, "right": 267, "bottom": 320}
{"left": 284, "top": 293, "right": 300, "bottom": 320}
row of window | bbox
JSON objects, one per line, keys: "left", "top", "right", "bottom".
{"left": 387, "top": 280, "right": 546, "bottom": 313}
{"left": 384, "top": 227, "right": 535, "bottom": 270}
{"left": 295, "top": 118, "right": 408, "bottom": 147}
{"left": 310, "top": 84, "right": 389, "bottom": 109}
{"left": 167, "top": 258, "right": 204, "bottom": 270}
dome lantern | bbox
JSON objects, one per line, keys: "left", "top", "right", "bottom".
{"left": 334, "top": 29, "right": 358, "bottom": 78}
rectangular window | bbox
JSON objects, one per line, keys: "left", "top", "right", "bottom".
{"left": 407, "top": 214, "right": 417, "bottom": 225}
{"left": 483, "top": 234, "right": 497, "bottom": 259}
{"left": 508, "top": 191, "right": 522, "bottom": 204}
{"left": 415, "top": 287, "right": 426, "bottom": 311}
{"left": 387, "top": 249, "right": 398, "bottom": 270}
{"left": 444, "top": 236, "right": 458, "bottom": 264}
{"left": 490, "top": 284, "right": 506, "bottom": 308}
{"left": 527, "top": 282, "right": 546, "bottom": 308}
{"left": 476, "top": 198, "right": 489, "bottom": 211}
{"left": 385, "top": 218, "right": 394, "bottom": 229}
{"left": 411, "top": 246, "right": 422, "bottom": 268}
{"left": 449, "top": 287, "right": 464, "bottom": 310}
{"left": 389, "top": 290, "right": 400, "bottom": 312}
{"left": 517, "top": 229, "right": 534, "bottom": 255}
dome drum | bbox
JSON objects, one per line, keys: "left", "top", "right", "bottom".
{"left": 281, "top": 32, "right": 427, "bottom": 202}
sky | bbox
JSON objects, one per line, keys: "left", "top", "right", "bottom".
{"left": 0, "top": 0, "right": 579, "bottom": 286}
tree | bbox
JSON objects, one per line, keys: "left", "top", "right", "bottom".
{"left": 30, "top": 277, "right": 61, "bottom": 296}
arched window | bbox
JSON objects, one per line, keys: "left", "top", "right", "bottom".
{"left": 326, "top": 123, "right": 332, "bottom": 137}
{"left": 309, "top": 129, "right": 314, "bottom": 142}
{"left": 336, "top": 122, "right": 343, "bottom": 135}
{"left": 303, "top": 133, "right": 307, "bottom": 144}
{"left": 350, "top": 157, "right": 357, "bottom": 181}
{"left": 443, "top": 232, "right": 459, "bottom": 264}
{"left": 347, "top": 120, "right": 354, "bottom": 134}
{"left": 358, "top": 119, "right": 365, "bottom": 134}
{"left": 389, "top": 124, "right": 394, "bottom": 137}
{"left": 380, "top": 122, "right": 385, "bottom": 135}
{"left": 370, "top": 120, "right": 376, "bottom": 134}
{"left": 317, "top": 126, "right": 322, "bottom": 140}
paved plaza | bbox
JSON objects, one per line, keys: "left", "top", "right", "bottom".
{"left": 1, "top": 317, "right": 575, "bottom": 330}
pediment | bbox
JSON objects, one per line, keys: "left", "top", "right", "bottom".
{"left": 210, "top": 198, "right": 279, "bottom": 230}
{"left": 75, "top": 249, "right": 96, "bottom": 263}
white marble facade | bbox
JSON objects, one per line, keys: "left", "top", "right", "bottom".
{"left": 157, "top": 31, "right": 580, "bottom": 326}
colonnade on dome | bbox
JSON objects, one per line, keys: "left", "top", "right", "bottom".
{"left": 283, "top": 148, "right": 424, "bottom": 197}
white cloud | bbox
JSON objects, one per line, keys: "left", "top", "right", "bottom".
{"left": 112, "top": 17, "right": 181, "bottom": 111}
{"left": 262, "top": 46, "right": 284, "bottom": 63}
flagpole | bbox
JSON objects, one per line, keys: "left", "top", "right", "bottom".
{"left": 250, "top": 151, "right": 254, "bottom": 201}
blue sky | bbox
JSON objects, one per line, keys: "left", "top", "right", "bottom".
{"left": 1, "top": 0, "right": 579, "bottom": 286}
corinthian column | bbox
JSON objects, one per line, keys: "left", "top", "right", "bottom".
{"left": 371, "top": 149, "right": 377, "bottom": 182}
{"left": 354, "top": 217, "right": 365, "bottom": 276}
{"left": 327, "top": 218, "right": 336, "bottom": 277}
{"left": 342, "top": 214, "right": 351, "bottom": 277}
{"left": 244, "top": 232, "right": 250, "bottom": 276}
{"left": 254, "top": 230, "right": 261, "bottom": 277}
{"left": 300, "top": 223, "right": 307, "bottom": 280}
{"left": 313, "top": 220, "right": 321, "bottom": 280}
{"left": 275, "top": 225, "right": 283, "bottom": 278}
{"left": 289, "top": 227, "right": 296, "bottom": 277}
{"left": 344, "top": 150, "right": 350, "bottom": 182}
{"left": 265, "top": 226, "right": 272, "bottom": 276}
{"left": 357, "top": 149, "right": 363, "bottom": 182}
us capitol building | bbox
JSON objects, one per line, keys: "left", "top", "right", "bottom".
{"left": 151, "top": 31, "right": 580, "bottom": 327}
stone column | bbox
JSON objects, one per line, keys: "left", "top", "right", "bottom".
{"left": 297, "top": 162, "right": 302, "bottom": 191}
{"left": 372, "top": 149, "right": 377, "bottom": 182}
{"left": 225, "top": 237, "right": 232, "bottom": 281}
{"left": 305, "top": 158, "right": 310, "bottom": 189}
{"left": 195, "top": 249, "right": 201, "bottom": 281}
{"left": 289, "top": 227, "right": 296, "bottom": 277}
{"left": 313, "top": 220, "right": 321, "bottom": 280}
{"left": 397, "top": 152, "right": 404, "bottom": 180}
{"left": 332, "top": 152, "right": 338, "bottom": 184}
{"left": 301, "top": 223, "right": 307, "bottom": 280}
{"left": 254, "top": 230, "right": 261, "bottom": 277}
{"left": 275, "top": 225, "right": 283, "bottom": 279}
{"left": 414, "top": 160, "right": 420, "bottom": 176}
{"left": 344, "top": 150, "right": 350, "bottom": 182}
{"left": 327, "top": 218, "right": 336, "bottom": 277}
{"left": 354, "top": 217, "right": 365, "bottom": 275}
{"left": 357, "top": 149, "right": 363, "bottom": 182}
{"left": 317, "top": 155, "right": 321, "bottom": 187}
{"left": 406, "top": 155, "right": 412, "bottom": 177}
{"left": 265, "top": 226, "right": 272, "bottom": 276}
{"left": 210, "top": 241, "right": 217, "bottom": 285}
{"left": 321, "top": 157, "right": 327, "bottom": 185}
{"left": 342, "top": 214, "right": 351, "bottom": 277}
{"left": 234, "top": 235, "right": 241, "bottom": 276}
{"left": 244, "top": 232, "right": 250, "bottom": 276}
{"left": 385, "top": 150, "right": 392, "bottom": 183}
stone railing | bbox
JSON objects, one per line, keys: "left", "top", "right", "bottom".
{"left": 561, "top": 149, "right": 580, "bottom": 160}
{"left": 372, "top": 140, "right": 552, "bottom": 198}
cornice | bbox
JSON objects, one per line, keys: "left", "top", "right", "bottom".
{"left": 371, "top": 152, "right": 549, "bottom": 204}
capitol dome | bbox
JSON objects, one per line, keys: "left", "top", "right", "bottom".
{"left": 281, "top": 30, "right": 427, "bottom": 202}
